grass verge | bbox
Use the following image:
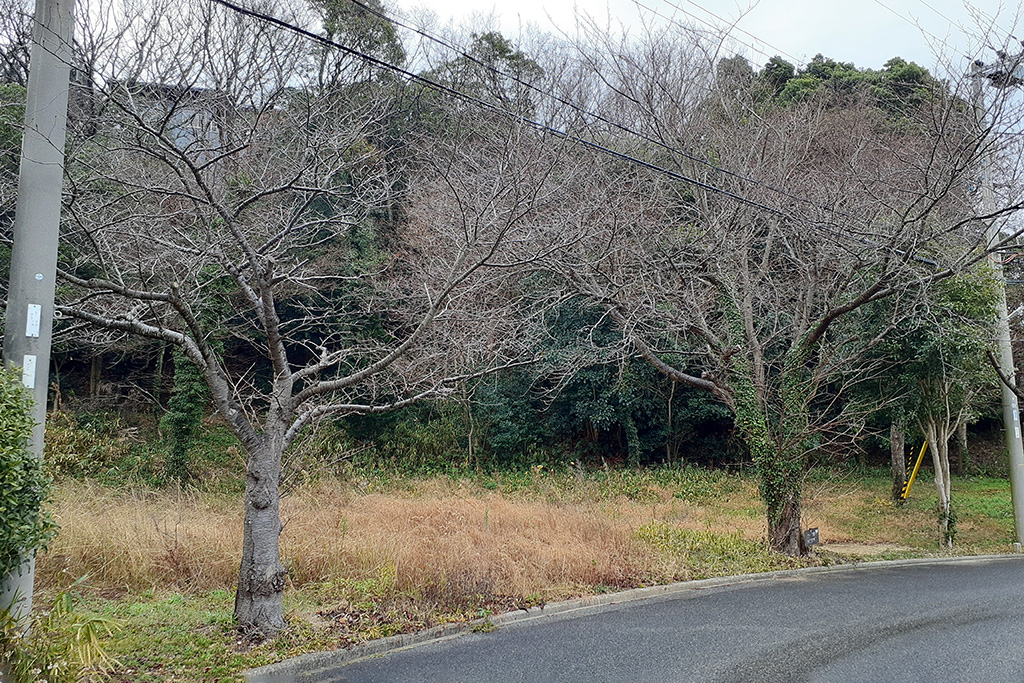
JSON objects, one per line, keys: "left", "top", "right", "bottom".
{"left": 29, "top": 465, "right": 1018, "bottom": 681}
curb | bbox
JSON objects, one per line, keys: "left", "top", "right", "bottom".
{"left": 244, "top": 552, "right": 1022, "bottom": 681}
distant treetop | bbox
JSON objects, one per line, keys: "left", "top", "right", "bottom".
{"left": 753, "top": 53, "right": 937, "bottom": 118}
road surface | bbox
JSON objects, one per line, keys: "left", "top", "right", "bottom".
{"left": 248, "top": 556, "right": 1024, "bottom": 682}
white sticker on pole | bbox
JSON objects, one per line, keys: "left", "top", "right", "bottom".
{"left": 21, "top": 354, "right": 36, "bottom": 389}
{"left": 25, "top": 303, "right": 41, "bottom": 337}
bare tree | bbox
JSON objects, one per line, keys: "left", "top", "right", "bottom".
{"left": 536, "top": 26, "right": 1023, "bottom": 555}
{"left": 55, "top": 0, "right": 556, "bottom": 635}
{"left": 0, "top": 0, "right": 30, "bottom": 87}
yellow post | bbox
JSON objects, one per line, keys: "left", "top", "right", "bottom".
{"left": 900, "top": 441, "right": 928, "bottom": 501}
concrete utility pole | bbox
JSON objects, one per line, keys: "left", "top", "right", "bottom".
{"left": 971, "top": 61, "right": 1024, "bottom": 548}
{"left": 0, "top": 0, "right": 74, "bottom": 623}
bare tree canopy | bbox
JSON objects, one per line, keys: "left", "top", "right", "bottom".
{"left": 51, "top": 0, "right": 567, "bottom": 634}
{"left": 526, "top": 26, "right": 1024, "bottom": 554}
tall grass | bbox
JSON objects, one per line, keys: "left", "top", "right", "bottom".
{"left": 280, "top": 483, "right": 656, "bottom": 600}
{"left": 29, "top": 466, "right": 1018, "bottom": 681}
{"left": 39, "top": 467, "right": 765, "bottom": 599}
{"left": 39, "top": 467, "right": 1016, "bottom": 601}
{"left": 39, "top": 479, "right": 666, "bottom": 601}
{"left": 38, "top": 482, "right": 240, "bottom": 592}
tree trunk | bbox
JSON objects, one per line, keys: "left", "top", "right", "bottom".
{"left": 924, "top": 420, "right": 954, "bottom": 548}
{"left": 890, "top": 422, "right": 906, "bottom": 502}
{"left": 737, "top": 395, "right": 808, "bottom": 556}
{"left": 233, "top": 434, "right": 287, "bottom": 636}
{"left": 752, "top": 434, "right": 807, "bottom": 556}
{"left": 666, "top": 381, "right": 677, "bottom": 463}
{"left": 89, "top": 354, "right": 102, "bottom": 398}
{"left": 766, "top": 486, "right": 807, "bottom": 555}
{"left": 153, "top": 342, "right": 166, "bottom": 411}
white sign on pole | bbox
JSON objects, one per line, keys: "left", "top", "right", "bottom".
{"left": 25, "top": 303, "right": 41, "bottom": 337}
{"left": 21, "top": 354, "right": 36, "bottom": 389}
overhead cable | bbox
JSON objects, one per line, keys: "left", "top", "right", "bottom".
{"left": 208, "top": 0, "right": 940, "bottom": 266}
{"left": 658, "top": 0, "right": 804, "bottom": 66}
{"left": 871, "top": 0, "right": 961, "bottom": 53}
{"left": 339, "top": 0, "right": 881, "bottom": 230}
{"left": 210, "top": 0, "right": 800, "bottom": 215}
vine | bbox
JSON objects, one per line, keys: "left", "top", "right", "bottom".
{"left": 939, "top": 505, "right": 958, "bottom": 547}
{"left": 159, "top": 349, "right": 210, "bottom": 483}
{"left": 723, "top": 296, "right": 811, "bottom": 552}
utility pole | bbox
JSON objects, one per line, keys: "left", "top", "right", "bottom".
{"left": 0, "top": 0, "right": 74, "bottom": 624}
{"left": 971, "top": 61, "right": 1024, "bottom": 549}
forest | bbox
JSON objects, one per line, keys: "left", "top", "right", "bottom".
{"left": 2, "top": 0, "right": 1024, "bottom": 672}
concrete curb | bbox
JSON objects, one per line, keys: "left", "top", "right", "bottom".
{"left": 244, "top": 553, "right": 1022, "bottom": 681}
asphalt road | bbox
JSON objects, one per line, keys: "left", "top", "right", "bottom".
{"left": 249, "top": 556, "right": 1024, "bottom": 682}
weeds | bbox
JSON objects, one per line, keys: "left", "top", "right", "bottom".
{"left": 44, "top": 410, "right": 137, "bottom": 481}
{"left": 469, "top": 617, "right": 498, "bottom": 633}
{"left": 22, "top": 463, "right": 1019, "bottom": 681}
{"left": 43, "top": 410, "right": 245, "bottom": 492}
{"left": 637, "top": 524, "right": 803, "bottom": 579}
{"left": 0, "top": 583, "right": 119, "bottom": 683}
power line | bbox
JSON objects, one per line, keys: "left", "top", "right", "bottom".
{"left": 356, "top": 0, "right": 942, "bottom": 242}
{"left": 872, "top": 0, "right": 922, "bottom": 29}
{"left": 630, "top": 0, "right": 787, "bottom": 66}
{"left": 919, "top": 0, "right": 1007, "bottom": 45}
{"left": 658, "top": 0, "right": 804, "bottom": 67}
{"left": 914, "top": 0, "right": 1005, "bottom": 54}
{"left": 631, "top": 0, "right": 778, "bottom": 65}
{"left": 208, "top": 0, "right": 940, "bottom": 266}
{"left": 915, "top": 0, "right": 957, "bottom": 27}
{"left": 209, "top": 0, "right": 787, "bottom": 216}
{"left": 342, "top": 0, "right": 840, "bottom": 218}
{"left": 345, "top": 0, "right": 909, "bottom": 240}
{"left": 871, "top": 0, "right": 959, "bottom": 53}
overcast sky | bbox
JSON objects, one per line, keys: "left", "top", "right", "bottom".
{"left": 392, "top": 0, "right": 1020, "bottom": 76}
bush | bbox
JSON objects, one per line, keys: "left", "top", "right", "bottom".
{"left": 0, "top": 369, "right": 56, "bottom": 580}
{"left": 0, "top": 584, "right": 119, "bottom": 682}
{"left": 43, "top": 410, "right": 134, "bottom": 480}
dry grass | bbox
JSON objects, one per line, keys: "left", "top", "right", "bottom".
{"left": 39, "top": 479, "right": 673, "bottom": 602}
{"left": 29, "top": 469, "right": 1017, "bottom": 681}
{"left": 39, "top": 469, "right": 1013, "bottom": 603}
{"left": 39, "top": 481, "right": 241, "bottom": 593}
{"left": 280, "top": 483, "right": 657, "bottom": 601}
{"left": 39, "top": 471, "right": 784, "bottom": 601}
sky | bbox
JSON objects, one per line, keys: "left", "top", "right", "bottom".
{"left": 392, "top": 0, "right": 1021, "bottom": 76}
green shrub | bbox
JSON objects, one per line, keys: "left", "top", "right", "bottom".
{"left": 349, "top": 408, "right": 465, "bottom": 474}
{"left": 43, "top": 410, "right": 134, "bottom": 480}
{"left": 0, "top": 584, "right": 119, "bottom": 682}
{"left": 0, "top": 369, "right": 56, "bottom": 580}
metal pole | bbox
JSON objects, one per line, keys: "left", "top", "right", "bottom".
{"left": 899, "top": 441, "right": 929, "bottom": 501}
{"left": 0, "top": 0, "right": 73, "bottom": 623}
{"left": 972, "top": 65, "right": 1024, "bottom": 547}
